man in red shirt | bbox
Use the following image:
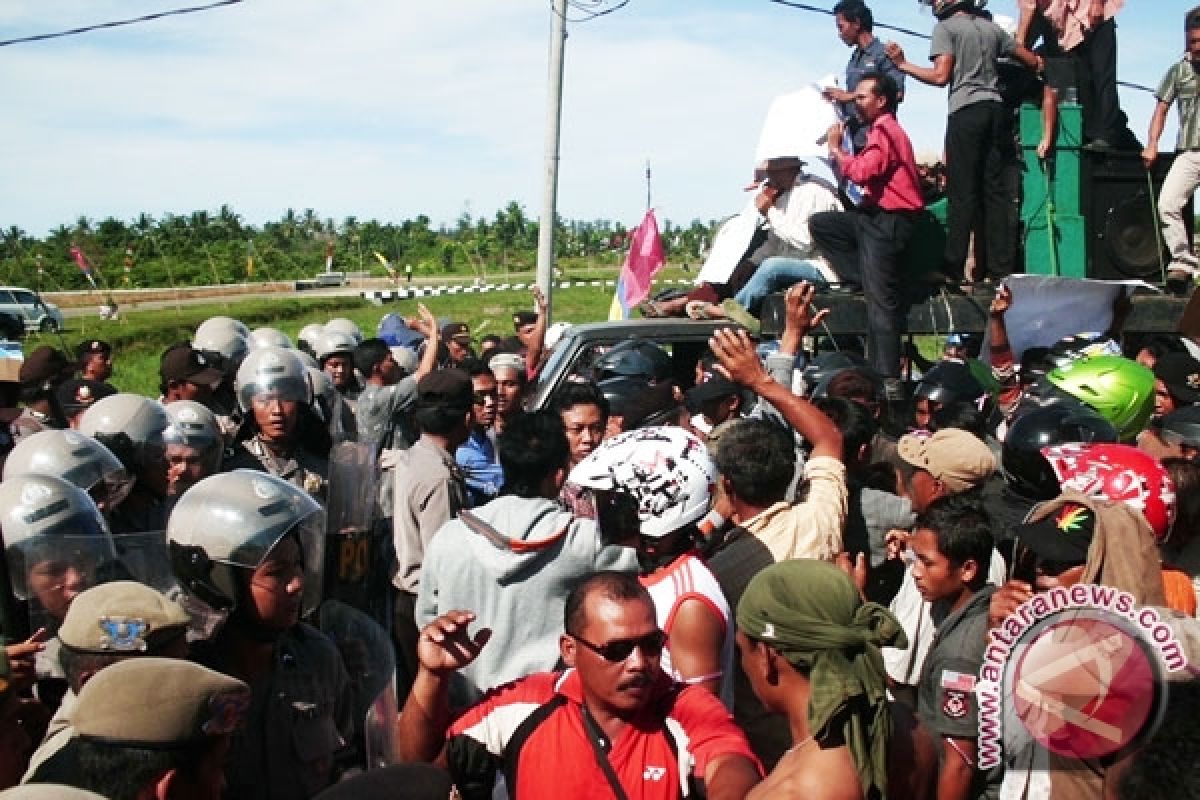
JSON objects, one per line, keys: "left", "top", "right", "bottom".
{"left": 398, "top": 571, "right": 762, "bottom": 799}
{"left": 810, "top": 72, "right": 924, "bottom": 398}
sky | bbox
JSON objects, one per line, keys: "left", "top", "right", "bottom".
{"left": 0, "top": 0, "right": 1187, "bottom": 238}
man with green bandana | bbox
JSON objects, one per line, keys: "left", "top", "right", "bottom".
{"left": 736, "top": 559, "right": 937, "bottom": 800}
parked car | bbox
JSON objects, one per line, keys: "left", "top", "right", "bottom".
{"left": 0, "top": 287, "right": 64, "bottom": 333}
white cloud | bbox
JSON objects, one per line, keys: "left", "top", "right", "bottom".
{"left": 0, "top": 0, "right": 1180, "bottom": 237}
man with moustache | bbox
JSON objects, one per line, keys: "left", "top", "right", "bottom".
{"left": 399, "top": 572, "right": 762, "bottom": 800}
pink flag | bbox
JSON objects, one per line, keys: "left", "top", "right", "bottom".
{"left": 614, "top": 209, "right": 665, "bottom": 315}
{"left": 69, "top": 246, "right": 93, "bottom": 275}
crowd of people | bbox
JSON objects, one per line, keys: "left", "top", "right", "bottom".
{"left": 0, "top": 265, "right": 1197, "bottom": 799}
{"left": 0, "top": 1, "right": 1199, "bottom": 798}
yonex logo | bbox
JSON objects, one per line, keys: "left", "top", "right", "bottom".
{"left": 643, "top": 766, "right": 667, "bottom": 781}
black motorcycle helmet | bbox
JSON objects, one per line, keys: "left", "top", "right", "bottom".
{"left": 913, "top": 360, "right": 986, "bottom": 407}
{"left": 592, "top": 340, "right": 672, "bottom": 383}
{"left": 598, "top": 375, "right": 679, "bottom": 432}
{"left": 801, "top": 351, "right": 867, "bottom": 398}
{"left": 1001, "top": 402, "right": 1119, "bottom": 501}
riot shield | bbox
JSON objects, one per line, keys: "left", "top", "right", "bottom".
{"left": 322, "top": 442, "right": 382, "bottom": 617}
{"left": 318, "top": 599, "right": 398, "bottom": 769}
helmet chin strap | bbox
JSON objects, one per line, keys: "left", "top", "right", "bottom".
{"left": 636, "top": 526, "right": 700, "bottom": 575}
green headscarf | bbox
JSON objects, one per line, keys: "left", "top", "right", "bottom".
{"left": 736, "top": 560, "right": 907, "bottom": 800}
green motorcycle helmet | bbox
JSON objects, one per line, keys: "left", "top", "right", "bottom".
{"left": 1038, "top": 355, "right": 1154, "bottom": 442}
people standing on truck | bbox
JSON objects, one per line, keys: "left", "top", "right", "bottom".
{"left": 811, "top": 73, "right": 923, "bottom": 399}
{"left": 1143, "top": 7, "right": 1200, "bottom": 295}
{"left": 887, "top": 0, "right": 1043, "bottom": 287}
{"left": 823, "top": 0, "right": 906, "bottom": 152}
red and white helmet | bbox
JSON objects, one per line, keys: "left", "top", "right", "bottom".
{"left": 1041, "top": 442, "right": 1177, "bottom": 541}
{"left": 568, "top": 426, "right": 715, "bottom": 538}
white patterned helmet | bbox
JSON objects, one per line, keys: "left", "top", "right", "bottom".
{"left": 568, "top": 426, "right": 715, "bottom": 538}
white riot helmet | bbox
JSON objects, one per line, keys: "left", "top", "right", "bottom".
{"left": 193, "top": 327, "right": 248, "bottom": 368}
{"left": 0, "top": 473, "right": 116, "bottom": 604}
{"left": 236, "top": 346, "right": 311, "bottom": 413}
{"left": 195, "top": 316, "right": 249, "bottom": 342}
{"left": 163, "top": 401, "right": 223, "bottom": 476}
{"left": 167, "top": 470, "right": 325, "bottom": 615}
{"left": 297, "top": 323, "right": 326, "bottom": 355}
{"left": 3, "top": 429, "right": 133, "bottom": 514}
{"left": 314, "top": 330, "right": 358, "bottom": 363}
{"left": 306, "top": 366, "right": 337, "bottom": 414}
{"left": 568, "top": 426, "right": 716, "bottom": 538}
{"left": 78, "top": 394, "right": 170, "bottom": 476}
{"left": 294, "top": 350, "right": 319, "bottom": 370}
{"left": 247, "top": 327, "right": 293, "bottom": 351}
{"left": 324, "top": 318, "right": 362, "bottom": 343}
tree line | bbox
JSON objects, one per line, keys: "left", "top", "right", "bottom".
{"left": 0, "top": 203, "right": 720, "bottom": 290}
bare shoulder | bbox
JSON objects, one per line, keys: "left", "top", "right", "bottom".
{"left": 748, "top": 744, "right": 862, "bottom": 800}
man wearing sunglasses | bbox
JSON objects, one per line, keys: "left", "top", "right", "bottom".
{"left": 399, "top": 571, "right": 762, "bottom": 799}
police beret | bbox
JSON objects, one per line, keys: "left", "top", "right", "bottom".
{"left": 72, "top": 657, "right": 250, "bottom": 748}
{"left": 59, "top": 581, "right": 191, "bottom": 654}
{"left": 19, "top": 346, "right": 76, "bottom": 387}
{"left": 75, "top": 340, "right": 112, "bottom": 359}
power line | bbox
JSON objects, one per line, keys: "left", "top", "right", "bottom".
{"left": 765, "top": 0, "right": 1154, "bottom": 94}
{"left": 0, "top": 0, "right": 243, "bottom": 48}
{"left": 556, "top": 0, "right": 631, "bottom": 23}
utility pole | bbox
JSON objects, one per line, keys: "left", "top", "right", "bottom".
{"left": 536, "top": 0, "right": 568, "bottom": 322}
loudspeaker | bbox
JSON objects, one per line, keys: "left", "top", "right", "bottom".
{"left": 1084, "top": 150, "right": 1194, "bottom": 280}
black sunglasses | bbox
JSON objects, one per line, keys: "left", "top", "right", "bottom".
{"left": 573, "top": 630, "right": 667, "bottom": 663}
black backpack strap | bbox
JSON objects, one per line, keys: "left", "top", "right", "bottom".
{"left": 501, "top": 693, "right": 568, "bottom": 794}
{"left": 581, "top": 703, "right": 632, "bottom": 800}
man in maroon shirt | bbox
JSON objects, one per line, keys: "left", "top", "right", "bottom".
{"left": 810, "top": 72, "right": 923, "bottom": 398}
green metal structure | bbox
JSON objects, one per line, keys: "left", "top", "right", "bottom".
{"left": 1020, "top": 101, "right": 1088, "bottom": 278}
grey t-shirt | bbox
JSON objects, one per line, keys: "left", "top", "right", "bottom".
{"left": 930, "top": 14, "right": 1015, "bottom": 114}
{"left": 355, "top": 375, "right": 417, "bottom": 448}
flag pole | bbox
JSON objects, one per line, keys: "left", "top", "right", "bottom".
{"left": 645, "top": 160, "right": 652, "bottom": 212}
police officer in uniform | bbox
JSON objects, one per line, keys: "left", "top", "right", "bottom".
{"left": 169, "top": 470, "right": 353, "bottom": 798}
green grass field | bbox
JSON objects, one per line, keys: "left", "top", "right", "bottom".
{"left": 42, "top": 282, "right": 625, "bottom": 396}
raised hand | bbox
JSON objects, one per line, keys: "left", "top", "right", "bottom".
{"left": 417, "top": 610, "right": 491, "bottom": 677}
{"left": 709, "top": 327, "right": 767, "bottom": 389}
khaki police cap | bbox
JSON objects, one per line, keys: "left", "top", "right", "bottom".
{"left": 58, "top": 581, "right": 191, "bottom": 654}
{"left": 72, "top": 657, "right": 250, "bottom": 748}
{"left": 0, "top": 786, "right": 108, "bottom": 800}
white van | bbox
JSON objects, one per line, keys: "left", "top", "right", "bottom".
{"left": 0, "top": 287, "right": 64, "bottom": 332}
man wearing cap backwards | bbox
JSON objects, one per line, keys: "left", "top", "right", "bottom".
{"left": 1151, "top": 351, "right": 1200, "bottom": 420}
{"left": 400, "top": 571, "right": 763, "bottom": 799}
{"left": 987, "top": 492, "right": 1167, "bottom": 799}
{"left": 22, "top": 581, "right": 191, "bottom": 783}
{"left": 73, "top": 341, "right": 114, "bottom": 390}
{"left": 737, "top": 559, "right": 937, "bottom": 800}
{"left": 24, "top": 657, "right": 249, "bottom": 800}
{"left": 158, "top": 343, "right": 224, "bottom": 406}
{"left": 13, "top": 346, "right": 75, "bottom": 441}
{"left": 390, "top": 369, "right": 472, "bottom": 702}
